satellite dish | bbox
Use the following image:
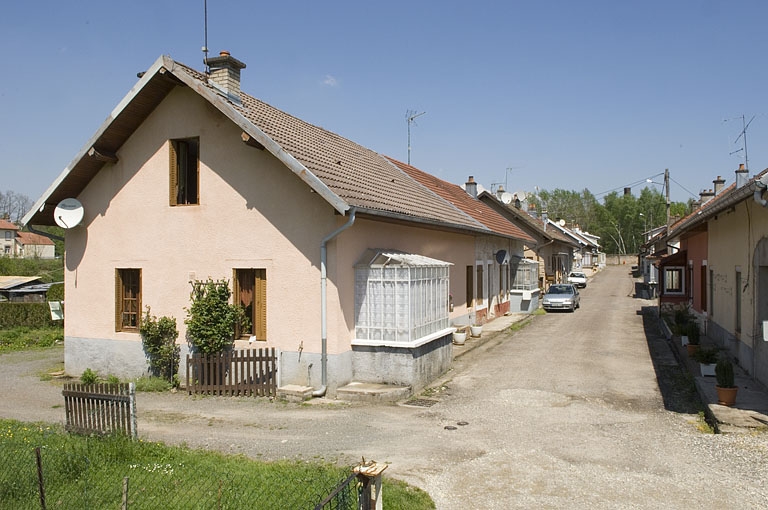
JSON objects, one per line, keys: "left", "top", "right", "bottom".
{"left": 495, "top": 250, "right": 510, "bottom": 264}
{"left": 514, "top": 191, "right": 527, "bottom": 201}
{"left": 559, "top": 219, "right": 566, "bottom": 227}
{"left": 54, "top": 198, "right": 84, "bottom": 229}
{"left": 500, "top": 192, "right": 513, "bottom": 204}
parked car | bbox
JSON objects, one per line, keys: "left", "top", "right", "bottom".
{"left": 542, "top": 283, "right": 580, "bottom": 312}
{"left": 567, "top": 271, "right": 587, "bottom": 288}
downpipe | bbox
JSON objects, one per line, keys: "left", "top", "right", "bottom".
{"left": 313, "top": 207, "right": 356, "bottom": 398}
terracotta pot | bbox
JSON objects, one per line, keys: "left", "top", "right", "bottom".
{"left": 686, "top": 344, "right": 699, "bottom": 356}
{"left": 716, "top": 386, "right": 738, "bottom": 406}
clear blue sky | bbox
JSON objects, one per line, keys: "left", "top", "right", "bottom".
{"left": 2, "top": 1, "right": 767, "bottom": 205}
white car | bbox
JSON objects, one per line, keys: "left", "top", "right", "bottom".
{"left": 567, "top": 271, "right": 587, "bottom": 288}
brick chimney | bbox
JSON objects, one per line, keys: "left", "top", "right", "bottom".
{"left": 465, "top": 176, "right": 478, "bottom": 198}
{"left": 204, "top": 50, "right": 246, "bottom": 102}
{"left": 713, "top": 175, "right": 725, "bottom": 195}
{"left": 735, "top": 163, "right": 748, "bottom": 188}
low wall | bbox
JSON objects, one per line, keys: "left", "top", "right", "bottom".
{"left": 351, "top": 334, "right": 453, "bottom": 394}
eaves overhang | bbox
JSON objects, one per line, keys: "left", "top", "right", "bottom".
{"left": 22, "top": 55, "right": 350, "bottom": 227}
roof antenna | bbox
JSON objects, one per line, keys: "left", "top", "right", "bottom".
{"left": 202, "top": 0, "right": 210, "bottom": 73}
{"left": 726, "top": 114, "right": 756, "bottom": 171}
{"left": 406, "top": 110, "right": 426, "bottom": 165}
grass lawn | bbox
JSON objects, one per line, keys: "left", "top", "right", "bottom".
{"left": 0, "top": 326, "right": 63, "bottom": 354}
{"left": 0, "top": 419, "right": 434, "bottom": 509}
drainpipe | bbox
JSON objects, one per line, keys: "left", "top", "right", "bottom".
{"left": 754, "top": 173, "right": 768, "bottom": 207}
{"left": 313, "top": 207, "right": 356, "bottom": 398}
{"left": 27, "top": 225, "right": 64, "bottom": 242}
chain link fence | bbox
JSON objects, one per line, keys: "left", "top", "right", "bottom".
{"left": 0, "top": 442, "right": 358, "bottom": 509}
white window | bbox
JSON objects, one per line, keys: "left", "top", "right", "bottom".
{"left": 354, "top": 250, "right": 451, "bottom": 346}
{"left": 664, "top": 266, "right": 685, "bottom": 295}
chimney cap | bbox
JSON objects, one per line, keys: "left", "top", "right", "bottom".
{"left": 737, "top": 163, "right": 747, "bottom": 172}
{"left": 204, "top": 50, "right": 246, "bottom": 71}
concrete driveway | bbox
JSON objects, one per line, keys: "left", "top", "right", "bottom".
{"left": 3, "top": 264, "right": 768, "bottom": 508}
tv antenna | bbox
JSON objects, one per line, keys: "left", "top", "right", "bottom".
{"left": 202, "top": 0, "right": 210, "bottom": 72}
{"left": 726, "top": 114, "right": 756, "bottom": 170}
{"left": 406, "top": 110, "right": 426, "bottom": 165}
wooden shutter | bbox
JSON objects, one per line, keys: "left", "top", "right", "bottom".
{"left": 255, "top": 269, "right": 267, "bottom": 340}
{"left": 465, "top": 265, "right": 473, "bottom": 308}
{"left": 169, "top": 140, "right": 178, "bottom": 206}
{"left": 115, "top": 269, "right": 122, "bottom": 331}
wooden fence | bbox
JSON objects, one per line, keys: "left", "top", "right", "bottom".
{"left": 62, "top": 383, "right": 137, "bottom": 439}
{"left": 186, "top": 348, "right": 278, "bottom": 397}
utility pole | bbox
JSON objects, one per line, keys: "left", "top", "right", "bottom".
{"left": 406, "top": 110, "right": 426, "bottom": 165}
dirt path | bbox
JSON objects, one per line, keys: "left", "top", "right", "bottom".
{"left": 3, "top": 265, "right": 768, "bottom": 508}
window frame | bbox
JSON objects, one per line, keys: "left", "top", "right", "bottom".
{"left": 169, "top": 138, "right": 200, "bottom": 206}
{"left": 233, "top": 268, "right": 267, "bottom": 341}
{"left": 115, "top": 268, "right": 141, "bottom": 332}
{"left": 663, "top": 266, "right": 685, "bottom": 295}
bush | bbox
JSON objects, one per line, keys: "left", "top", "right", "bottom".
{"left": 185, "top": 279, "right": 249, "bottom": 355}
{"left": 692, "top": 347, "right": 718, "bottom": 364}
{"left": 139, "top": 307, "right": 180, "bottom": 384}
{"left": 80, "top": 368, "right": 98, "bottom": 384}
{"left": 0, "top": 302, "right": 60, "bottom": 329}
{"left": 715, "top": 359, "right": 735, "bottom": 388}
{"left": 685, "top": 322, "right": 700, "bottom": 345}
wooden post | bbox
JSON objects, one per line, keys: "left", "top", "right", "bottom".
{"left": 122, "top": 477, "right": 129, "bottom": 510}
{"left": 354, "top": 460, "right": 387, "bottom": 510}
{"left": 35, "top": 447, "right": 46, "bottom": 510}
{"left": 129, "top": 382, "right": 137, "bottom": 440}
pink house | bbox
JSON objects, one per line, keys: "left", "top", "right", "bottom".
{"left": 23, "top": 53, "right": 533, "bottom": 397}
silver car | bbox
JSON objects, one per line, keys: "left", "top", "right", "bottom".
{"left": 542, "top": 283, "right": 580, "bottom": 312}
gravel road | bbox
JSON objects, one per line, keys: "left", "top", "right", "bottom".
{"left": 3, "top": 264, "right": 768, "bottom": 508}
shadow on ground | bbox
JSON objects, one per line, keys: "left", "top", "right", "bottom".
{"left": 640, "top": 305, "right": 705, "bottom": 415}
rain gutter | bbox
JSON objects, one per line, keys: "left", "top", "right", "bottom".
{"left": 314, "top": 207, "right": 356, "bottom": 398}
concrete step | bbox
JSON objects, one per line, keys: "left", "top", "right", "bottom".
{"left": 335, "top": 382, "right": 411, "bottom": 403}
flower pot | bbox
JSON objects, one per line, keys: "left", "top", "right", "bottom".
{"left": 700, "top": 363, "right": 716, "bottom": 377}
{"left": 470, "top": 325, "right": 482, "bottom": 338}
{"left": 453, "top": 332, "right": 467, "bottom": 345}
{"left": 716, "top": 385, "right": 738, "bottom": 406}
{"left": 686, "top": 344, "right": 699, "bottom": 356}
{"left": 681, "top": 335, "right": 689, "bottom": 346}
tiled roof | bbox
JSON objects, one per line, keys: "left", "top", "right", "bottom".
{"left": 388, "top": 158, "right": 534, "bottom": 242}
{"left": 16, "top": 231, "right": 54, "bottom": 246}
{"left": 0, "top": 219, "right": 19, "bottom": 230}
{"left": 173, "top": 62, "right": 486, "bottom": 232}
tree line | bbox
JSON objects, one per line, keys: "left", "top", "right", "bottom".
{"left": 529, "top": 186, "right": 690, "bottom": 254}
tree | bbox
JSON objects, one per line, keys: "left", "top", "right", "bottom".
{"left": 0, "top": 190, "right": 33, "bottom": 224}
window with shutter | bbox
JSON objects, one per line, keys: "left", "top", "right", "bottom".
{"left": 234, "top": 268, "right": 267, "bottom": 340}
{"left": 115, "top": 268, "right": 141, "bottom": 331}
{"left": 169, "top": 138, "right": 199, "bottom": 205}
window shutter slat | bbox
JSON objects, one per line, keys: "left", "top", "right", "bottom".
{"left": 256, "top": 269, "right": 267, "bottom": 340}
{"left": 115, "top": 269, "right": 122, "bottom": 331}
{"left": 169, "top": 141, "right": 178, "bottom": 206}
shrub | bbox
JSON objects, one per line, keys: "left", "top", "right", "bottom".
{"left": 715, "top": 359, "right": 735, "bottom": 388}
{"left": 80, "top": 368, "right": 98, "bottom": 384}
{"left": 692, "top": 347, "right": 718, "bottom": 364}
{"left": 685, "top": 322, "right": 700, "bottom": 345}
{"left": 184, "top": 279, "right": 249, "bottom": 355}
{"left": 139, "top": 307, "right": 180, "bottom": 383}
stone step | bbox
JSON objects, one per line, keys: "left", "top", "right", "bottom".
{"left": 335, "top": 382, "right": 411, "bottom": 403}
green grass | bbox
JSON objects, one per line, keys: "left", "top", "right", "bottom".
{"left": 0, "top": 419, "right": 434, "bottom": 509}
{"left": 0, "top": 326, "right": 63, "bottom": 353}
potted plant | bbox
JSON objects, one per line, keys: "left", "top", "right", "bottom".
{"left": 453, "top": 326, "right": 467, "bottom": 345}
{"left": 470, "top": 323, "right": 483, "bottom": 337}
{"left": 715, "top": 358, "right": 738, "bottom": 406}
{"left": 692, "top": 347, "right": 718, "bottom": 377}
{"left": 685, "top": 322, "right": 700, "bottom": 355}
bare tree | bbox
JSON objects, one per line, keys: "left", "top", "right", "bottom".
{"left": 0, "top": 190, "right": 33, "bottom": 224}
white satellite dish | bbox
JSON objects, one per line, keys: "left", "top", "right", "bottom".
{"left": 54, "top": 198, "right": 84, "bottom": 229}
{"left": 514, "top": 191, "right": 527, "bottom": 202}
{"left": 558, "top": 219, "right": 566, "bottom": 227}
{"left": 500, "top": 192, "right": 513, "bottom": 204}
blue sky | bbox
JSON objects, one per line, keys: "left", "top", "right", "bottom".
{"left": 2, "top": 1, "right": 767, "bottom": 205}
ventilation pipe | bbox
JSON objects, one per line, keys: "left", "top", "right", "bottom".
{"left": 314, "top": 208, "right": 356, "bottom": 398}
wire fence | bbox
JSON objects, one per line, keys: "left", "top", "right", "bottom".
{"left": 0, "top": 443, "right": 359, "bottom": 509}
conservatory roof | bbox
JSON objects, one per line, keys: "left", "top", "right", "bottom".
{"left": 355, "top": 249, "right": 452, "bottom": 268}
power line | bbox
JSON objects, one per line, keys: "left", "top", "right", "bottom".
{"left": 594, "top": 173, "right": 665, "bottom": 197}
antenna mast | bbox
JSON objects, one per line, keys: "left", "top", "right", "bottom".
{"left": 202, "top": 0, "right": 210, "bottom": 72}
{"left": 406, "top": 110, "right": 426, "bottom": 165}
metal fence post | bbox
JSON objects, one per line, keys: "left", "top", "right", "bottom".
{"left": 354, "top": 460, "right": 387, "bottom": 510}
